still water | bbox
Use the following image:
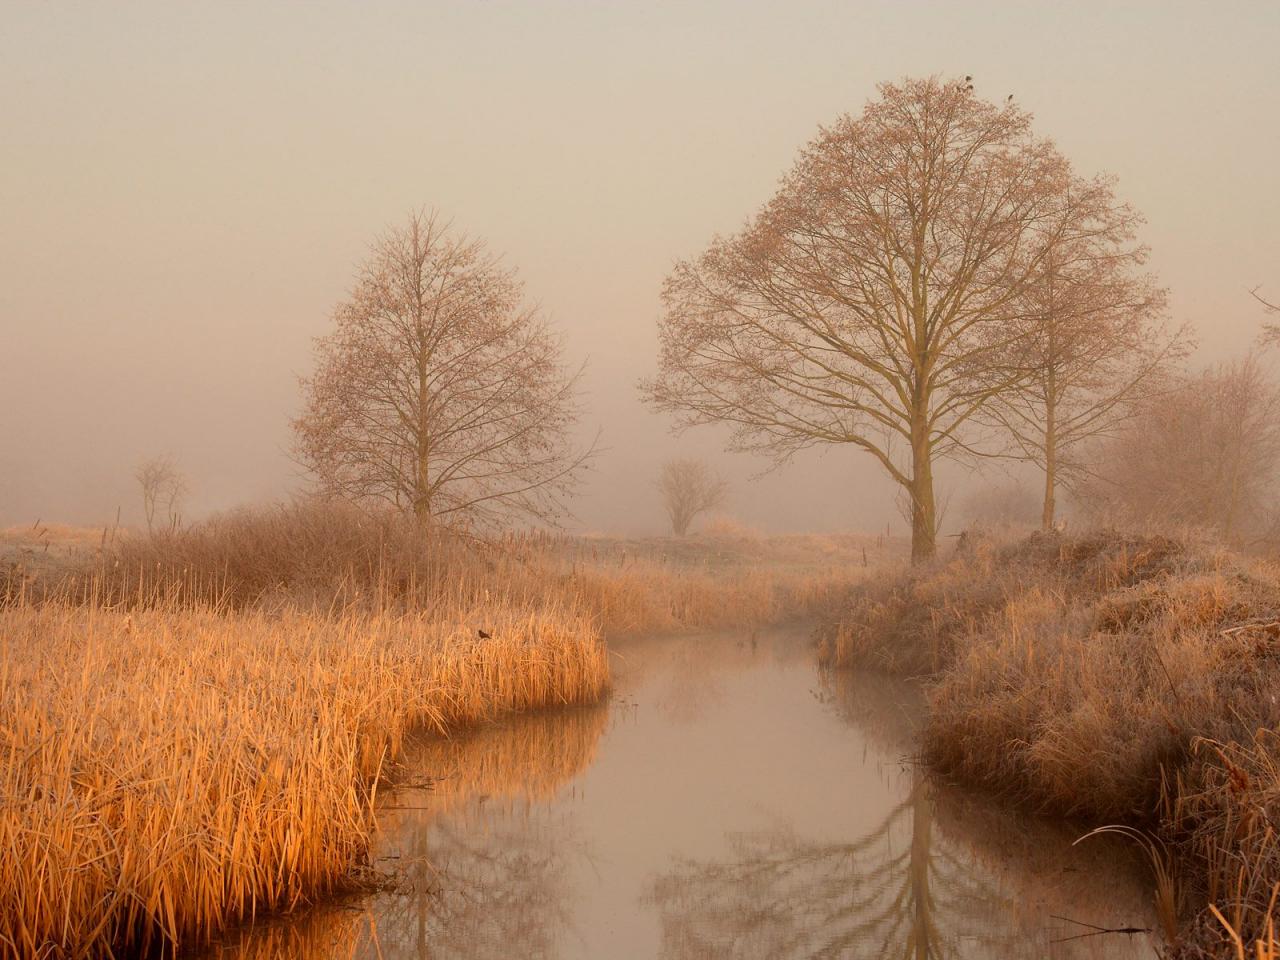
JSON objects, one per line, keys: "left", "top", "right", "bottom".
{"left": 213, "top": 629, "right": 1159, "bottom": 959}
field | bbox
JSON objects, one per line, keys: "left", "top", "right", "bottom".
{"left": 819, "top": 530, "right": 1280, "bottom": 957}
{"left": 0, "top": 503, "right": 889, "bottom": 958}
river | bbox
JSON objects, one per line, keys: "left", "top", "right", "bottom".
{"left": 209, "top": 627, "right": 1160, "bottom": 959}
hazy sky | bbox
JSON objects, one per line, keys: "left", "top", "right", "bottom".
{"left": 3, "top": 1, "right": 1277, "bottom": 533}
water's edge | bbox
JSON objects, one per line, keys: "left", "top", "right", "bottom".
{"left": 205, "top": 627, "right": 1161, "bottom": 959}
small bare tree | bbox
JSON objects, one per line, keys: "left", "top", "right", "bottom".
{"left": 135, "top": 456, "right": 187, "bottom": 534}
{"left": 981, "top": 177, "right": 1188, "bottom": 529}
{"left": 295, "top": 210, "right": 591, "bottom": 529}
{"left": 1253, "top": 286, "right": 1279, "bottom": 346}
{"left": 643, "top": 77, "right": 1083, "bottom": 563}
{"left": 1082, "top": 357, "right": 1280, "bottom": 543}
{"left": 657, "top": 459, "right": 728, "bottom": 536}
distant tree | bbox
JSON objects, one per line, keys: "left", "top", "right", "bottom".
{"left": 1253, "top": 286, "right": 1279, "bottom": 346}
{"left": 295, "top": 211, "right": 591, "bottom": 529}
{"left": 135, "top": 456, "right": 187, "bottom": 534}
{"left": 1082, "top": 357, "right": 1280, "bottom": 544}
{"left": 644, "top": 77, "right": 1084, "bottom": 563}
{"left": 961, "top": 481, "right": 1040, "bottom": 529}
{"left": 657, "top": 459, "right": 728, "bottom": 536}
{"left": 982, "top": 177, "right": 1187, "bottom": 530}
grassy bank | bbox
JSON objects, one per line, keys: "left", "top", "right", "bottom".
{"left": 0, "top": 501, "right": 879, "bottom": 958}
{"left": 0, "top": 601, "right": 608, "bottom": 959}
{"left": 820, "top": 531, "right": 1280, "bottom": 956}
{"left": 2, "top": 503, "right": 886, "bottom": 634}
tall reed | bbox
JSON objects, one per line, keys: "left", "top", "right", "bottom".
{"left": 0, "top": 500, "right": 873, "bottom": 957}
{"left": 0, "top": 599, "right": 607, "bottom": 958}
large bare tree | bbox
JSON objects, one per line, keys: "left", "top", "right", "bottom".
{"left": 643, "top": 77, "right": 1080, "bottom": 562}
{"left": 980, "top": 177, "right": 1186, "bottom": 529}
{"left": 295, "top": 211, "right": 589, "bottom": 528}
{"left": 657, "top": 459, "right": 728, "bottom": 536}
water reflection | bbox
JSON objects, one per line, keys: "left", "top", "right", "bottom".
{"left": 207, "top": 705, "right": 607, "bottom": 960}
{"left": 645, "top": 670, "right": 1157, "bottom": 959}
{"left": 208, "top": 631, "right": 1158, "bottom": 960}
{"left": 645, "top": 769, "right": 1019, "bottom": 958}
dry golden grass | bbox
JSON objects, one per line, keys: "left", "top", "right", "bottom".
{"left": 570, "top": 560, "right": 865, "bottom": 635}
{"left": 0, "top": 500, "right": 874, "bottom": 958}
{"left": 5, "top": 501, "right": 879, "bottom": 636}
{"left": 0, "top": 599, "right": 607, "bottom": 959}
{"left": 820, "top": 529, "right": 1280, "bottom": 957}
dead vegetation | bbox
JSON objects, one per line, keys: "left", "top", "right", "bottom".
{"left": 820, "top": 529, "right": 1280, "bottom": 957}
{"left": 3, "top": 500, "right": 882, "bottom": 634}
{"left": 0, "top": 500, "right": 875, "bottom": 958}
{"left": 0, "top": 600, "right": 608, "bottom": 959}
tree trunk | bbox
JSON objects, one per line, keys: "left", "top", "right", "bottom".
{"left": 414, "top": 355, "right": 431, "bottom": 523}
{"left": 908, "top": 767, "right": 934, "bottom": 960}
{"left": 909, "top": 417, "right": 937, "bottom": 563}
{"left": 1041, "top": 460, "right": 1056, "bottom": 530}
{"left": 1042, "top": 281, "right": 1058, "bottom": 531}
{"left": 1042, "top": 389, "right": 1057, "bottom": 530}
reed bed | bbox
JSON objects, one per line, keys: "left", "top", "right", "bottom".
{"left": 0, "top": 599, "right": 608, "bottom": 959}
{"left": 1, "top": 500, "right": 874, "bottom": 958}
{"left": 3, "top": 501, "right": 875, "bottom": 636}
{"left": 819, "top": 529, "right": 1280, "bottom": 957}
{"left": 570, "top": 561, "right": 864, "bottom": 634}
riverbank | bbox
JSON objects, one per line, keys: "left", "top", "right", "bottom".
{"left": 0, "top": 502, "right": 888, "bottom": 958}
{"left": 819, "top": 530, "right": 1280, "bottom": 957}
{"left": 209, "top": 627, "right": 1160, "bottom": 959}
{"left": 0, "top": 601, "right": 608, "bottom": 959}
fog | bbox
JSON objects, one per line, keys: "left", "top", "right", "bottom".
{"left": 2, "top": 0, "right": 1277, "bottom": 534}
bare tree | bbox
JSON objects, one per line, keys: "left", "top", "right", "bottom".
{"left": 295, "top": 211, "right": 591, "bottom": 529}
{"left": 135, "top": 456, "right": 187, "bottom": 534}
{"left": 1253, "top": 286, "right": 1279, "bottom": 347}
{"left": 1081, "top": 357, "right": 1280, "bottom": 544}
{"left": 646, "top": 771, "right": 1016, "bottom": 960}
{"left": 643, "top": 77, "right": 1082, "bottom": 562}
{"left": 657, "top": 459, "right": 728, "bottom": 536}
{"left": 981, "top": 177, "right": 1187, "bottom": 529}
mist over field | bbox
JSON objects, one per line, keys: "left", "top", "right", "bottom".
{"left": 2, "top": 1, "right": 1276, "bottom": 533}
{"left": 5, "top": 6, "right": 1280, "bottom": 959}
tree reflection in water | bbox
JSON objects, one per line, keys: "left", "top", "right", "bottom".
{"left": 646, "top": 766, "right": 1018, "bottom": 959}
{"left": 644, "top": 670, "right": 1156, "bottom": 960}
{"left": 206, "top": 703, "right": 608, "bottom": 960}
{"left": 205, "top": 646, "right": 1156, "bottom": 960}
{"left": 372, "top": 811, "right": 577, "bottom": 959}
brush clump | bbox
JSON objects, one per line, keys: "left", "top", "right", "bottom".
{"left": 820, "top": 529, "right": 1280, "bottom": 956}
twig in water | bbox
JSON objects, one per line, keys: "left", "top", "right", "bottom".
{"left": 1049, "top": 914, "right": 1151, "bottom": 943}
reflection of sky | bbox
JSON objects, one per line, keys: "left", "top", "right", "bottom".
{"left": 215, "top": 629, "right": 1159, "bottom": 959}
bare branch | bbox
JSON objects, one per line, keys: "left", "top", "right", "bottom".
{"left": 294, "top": 210, "right": 592, "bottom": 530}
{"left": 642, "top": 77, "right": 1080, "bottom": 562}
